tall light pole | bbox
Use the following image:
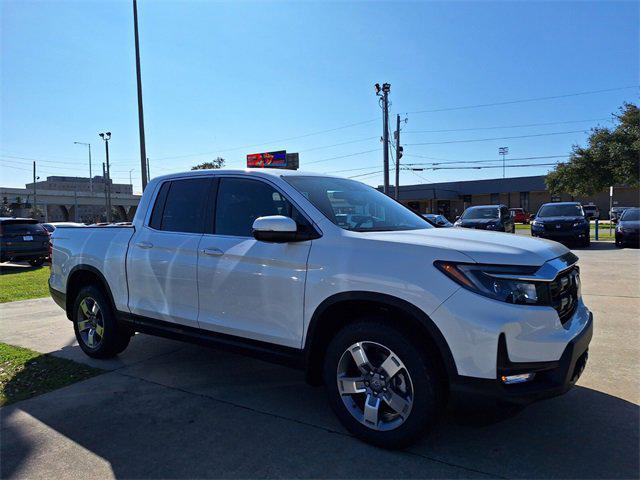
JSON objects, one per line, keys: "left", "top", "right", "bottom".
{"left": 129, "top": 169, "right": 135, "bottom": 191}
{"left": 73, "top": 141, "right": 93, "bottom": 193}
{"left": 133, "top": 0, "right": 148, "bottom": 191}
{"left": 99, "top": 132, "right": 112, "bottom": 222}
{"left": 375, "top": 83, "right": 391, "bottom": 195}
{"left": 499, "top": 146, "right": 509, "bottom": 178}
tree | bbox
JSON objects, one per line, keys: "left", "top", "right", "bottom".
{"left": 546, "top": 103, "right": 639, "bottom": 196}
{"left": 191, "top": 157, "right": 225, "bottom": 170}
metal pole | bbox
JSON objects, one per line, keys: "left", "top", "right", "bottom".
{"left": 382, "top": 90, "right": 390, "bottom": 196}
{"left": 146, "top": 157, "right": 150, "bottom": 181}
{"left": 105, "top": 139, "right": 112, "bottom": 222}
{"left": 88, "top": 144, "right": 93, "bottom": 193}
{"left": 74, "top": 179, "right": 79, "bottom": 222}
{"left": 395, "top": 114, "right": 401, "bottom": 200}
{"left": 32, "top": 161, "right": 37, "bottom": 218}
{"left": 133, "top": 0, "right": 148, "bottom": 191}
{"left": 129, "top": 169, "right": 134, "bottom": 190}
{"left": 609, "top": 186, "right": 614, "bottom": 236}
{"left": 103, "top": 163, "right": 109, "bottom": 222}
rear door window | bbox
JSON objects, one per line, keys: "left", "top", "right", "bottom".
{"left": 152, "top": 178, "right": 211, "bottom": 234}
{"left": 1, "top": 222, "right": 46, "bottom": 236}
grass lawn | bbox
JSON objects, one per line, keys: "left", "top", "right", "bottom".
{"left": 0, "top": 266, "right": 51, "bottom": 303}
{"left": 515, "top": 223, "right": 614, "bottom": 241}
{"left": 0, "top": 343, "right": 103, "bottom": 406}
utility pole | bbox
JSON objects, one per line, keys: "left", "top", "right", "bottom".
{"left": 499, "top": 146, "right": 509, "bottom": 178}
{"left": 146, "top": 157, "right": 150, "bottom": 181}
{"left": 133, "top": 0, "right": 148, "bottom": 191}
{"left": 394, "top": 114, "right": 406, "bottom": 200}
{"left": 129, "top": 169, "right": 134, "bottom": 191}
{"left": 102, "top": 163, "right": 109, "bottom": 222}
{"left": 73, "top": 142, "right": 93, "bottom": 193}
{"left": 32, "top": 161, "right": 37, "bottom": 218}
{"left": 74, "top": 178, "right": 79, "bottom": 222}
{"left": 99, "top": 132, "right": 112, "bottom": 222}
{"left": 375, "top": 83, "right": 391, "bottom": 195}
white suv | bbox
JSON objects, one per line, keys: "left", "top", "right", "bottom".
{"left": 49, "top": 169, "right": 593, "bottom": 447}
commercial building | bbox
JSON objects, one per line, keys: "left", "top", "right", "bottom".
{"left": 1, "top": 176, "right": 140, "bottom": 223}
{"left": 392, "top": 175, "right": 639, "bottom": 220}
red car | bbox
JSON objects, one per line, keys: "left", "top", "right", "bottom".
{"left": 509, "top": 208, "right": 530, "bottom": 224}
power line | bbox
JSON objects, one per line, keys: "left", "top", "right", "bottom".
{"left": 405, "top": 130, "right": 587, "bottom": 146}
{"left": 406, "top": 86, "right": 638, "bottom": 115}
{"left": 306, "top": 149, "right": 381, "bottom": 165}
{"left": 404, "top": 154, "right": 570, "bottom": 166}
{"left": 406, "top": 162, "right": 561, "bottom": 171}
{"left": 403, "top": 117, "right": 610, "bottom": 134}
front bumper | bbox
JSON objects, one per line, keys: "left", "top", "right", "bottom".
{"left": 450, "top": 311, "right": 592, "bottom": 404}
{"left": 532, "top": 227, "right": 589, "bottom": 241}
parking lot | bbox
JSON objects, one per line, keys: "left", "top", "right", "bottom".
{"left": 1, "top": 242, "right": 638, "bottom": 479}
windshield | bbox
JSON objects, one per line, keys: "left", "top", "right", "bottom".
{"left": 621, "top": 208, "right": 640, "bottom": 221}
{"left": 461, "top": 207, "right": 499, "bottom": 220}
{"left": 537, "top": 204, "right": 584, "bottom": 217}
{"left": 283, "top": 176, "right": 432, "bottom": 232}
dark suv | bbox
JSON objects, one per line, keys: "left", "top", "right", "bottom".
{"left": 0, "top": 218, "right": 50, "bottom": 266}
{"left": 531, "top": 202, "right": 590, "bottom": 247}
{"left": 453, "top": 205, "right": 515, "bottom": 232}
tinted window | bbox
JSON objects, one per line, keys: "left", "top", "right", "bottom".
{"left": 1, "top": 222, "right": 46, "bottom": 235}
{"left": 215, "top": 178, "right": 303, "bottom": 237}
{"left": 621, "top": 208, "right": 640, "bottom": 221}
{"left": 537, "top": 204, "right": 584, "bottom": 217}
{"left": 283, "top": 176, "right": 431, "bottom": 232}
{"left": 157, "top": 178, "right": 210, "bottom": 233}
{"left": 149, "top": 181, "right": 170, "bottom": 230}
{"left": 461, "top": 207, "right": 499, "bottom": 220}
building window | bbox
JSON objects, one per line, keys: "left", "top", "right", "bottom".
{"left": 490, "top": 193, "right": 500, "bottom": 204}
{"left": 520, "top": 191, "right": 530, "bottom": 211}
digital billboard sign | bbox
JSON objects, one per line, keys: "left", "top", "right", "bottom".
{"left": 247, "top": 150, "right": 287, "bottom": 168}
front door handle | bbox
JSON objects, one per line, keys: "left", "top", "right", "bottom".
{"left": 136, "top": 242, "right": 154, "bottom": 249}
{"left": 202, "top": 247, "right": 224, "bottom": 256}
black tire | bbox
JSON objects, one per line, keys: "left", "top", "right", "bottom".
{"left": 582, "top": 235, "right": 591, "bottom": 248}
{"left": 323, "top": 319, "right": 445, "bottom": 448}
{"left": 72, "top": 285, "right": 132, "bottom": 358}
{"left": 28, "top": 258, "right": 44, "bottom": 267}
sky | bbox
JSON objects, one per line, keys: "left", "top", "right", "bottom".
{"left": 1, "top": 0, "right": 638, "bottom": 193}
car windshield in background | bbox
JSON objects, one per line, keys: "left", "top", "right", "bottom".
{"left": 538, "top": 204, "right": 584, "bottom": 217}
{"left": 461, "top": 207, "right": 499, "bottom": 220}
{"left": 1, "top": 222, "right": 45, "bottom": 235}
{"left": 283, "top": 176, "right": 432, "bottom": 232}
{"left": 621, "top": 209, "right": 640, "bottom": 221}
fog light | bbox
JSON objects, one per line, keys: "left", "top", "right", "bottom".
{"left": 501, "top": 373, "right": 535, "bottom": 384}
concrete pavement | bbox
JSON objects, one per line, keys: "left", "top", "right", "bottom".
{"left": 1, "top": 244, "right": 638, "bottom": 478}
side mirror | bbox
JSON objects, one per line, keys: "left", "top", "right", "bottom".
{"left": 436, "top": 220, "right": 445, "bottom": 226}
{"left": 455, "top": 216, "right": 460, "bottom": 221}
{"left": 252, "top": 215, "right": 299, "bottom": 243}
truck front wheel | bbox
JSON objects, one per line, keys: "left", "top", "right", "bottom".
{"left": 72, "top": 285, "right": 132, "bottom": 358}
{"left": 323, "top": 319, "right": 445, "bottom": 448}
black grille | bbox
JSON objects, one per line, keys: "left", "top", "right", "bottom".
{"left": 549, "top": 266, "right": 580, "bottom": 324}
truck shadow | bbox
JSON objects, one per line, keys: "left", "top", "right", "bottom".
{"left": 2, "top": 340, "right": 638, "bottom": 479}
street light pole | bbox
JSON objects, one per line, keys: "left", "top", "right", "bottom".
{"left": 73, "top": 142, "right": 93, "bottom": 193}
{"left": 133, "top": 0, "right": 149, "bottom": 191}
{"left": 129, "top": 169, "right": 134, "bottom": 191}
{"left": 499, "top": 146, "right": 509, "bottom": 178}
{"left": 99, "top": 132, "right": 112, "bottom": 222}
{"left": 375, "top": 83, "right": 391, "bottom": 196}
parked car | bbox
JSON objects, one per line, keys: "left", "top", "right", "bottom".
{"left": 531, "top": 202, "right": 590, "bottom": 247}
{"left": 615, "top": 207, "right": 640, "bottom": 248}
{"left": 49, "top": 169, "right": 592, "bottom": 448}
{"left": 610, "top": 206, "right": 631, "bottom": 223}
{"left": 0, "top": 217, "right": 50, "bottom": 266}
{"left": 421, "top": 213, "right": 453, "bottom": 228}
{"left": 582, "top": 204, "right": 599, "bottom": 220}
{"left": 509, "top": 207, "right": 530, "bottom": 224}
{"left": 453, "top": 205, "right": 515, "bottom": 233}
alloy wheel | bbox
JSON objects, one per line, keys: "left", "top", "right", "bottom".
{"left": 336, "top": 341, "right": 414, "bottom": 431}
{"left": 77, "top": 297, "right": 104, "bottom": 349}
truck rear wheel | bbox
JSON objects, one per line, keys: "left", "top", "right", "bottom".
{"left": 323, "top": 319, "right": 445, "bottom": 448}
{"left": 72, "top": 285, "right": 132, "bottom": 358}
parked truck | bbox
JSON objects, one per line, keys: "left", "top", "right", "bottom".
{"left": 49, "top": 169, "right": 593, "bottom": 447}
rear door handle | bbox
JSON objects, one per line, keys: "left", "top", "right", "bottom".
{"left": 136, "top": 242, "right": 154, "bottom": 249}
{"left": 202, "top": 247, "right": 224, "bottom": 256}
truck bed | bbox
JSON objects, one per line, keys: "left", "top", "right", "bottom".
{"left": 49, "top": 226, "right": 135, "bottom": 313}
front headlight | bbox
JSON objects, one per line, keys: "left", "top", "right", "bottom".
{"left": 532, "top": 220, "right": 543, "bottom": 227}
{"left": 572, "top": 220, "right": 587, "bottom": 228}
{"left": 435, "top": 261, "right": 544, "bottom": 305}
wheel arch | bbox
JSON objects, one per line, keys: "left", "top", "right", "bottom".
{"left": 303, "top": 291, "right": 458, "bottom": 386}
{"left": 65, "top": 265, "right": 117, "bottom": 320}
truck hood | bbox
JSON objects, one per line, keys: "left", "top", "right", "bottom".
{"left": 359, "top": 228, "right": 569, "bottom": 266}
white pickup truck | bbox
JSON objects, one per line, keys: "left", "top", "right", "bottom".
{"left": 50, "top": 169, "right": 592, "bottom": 447}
